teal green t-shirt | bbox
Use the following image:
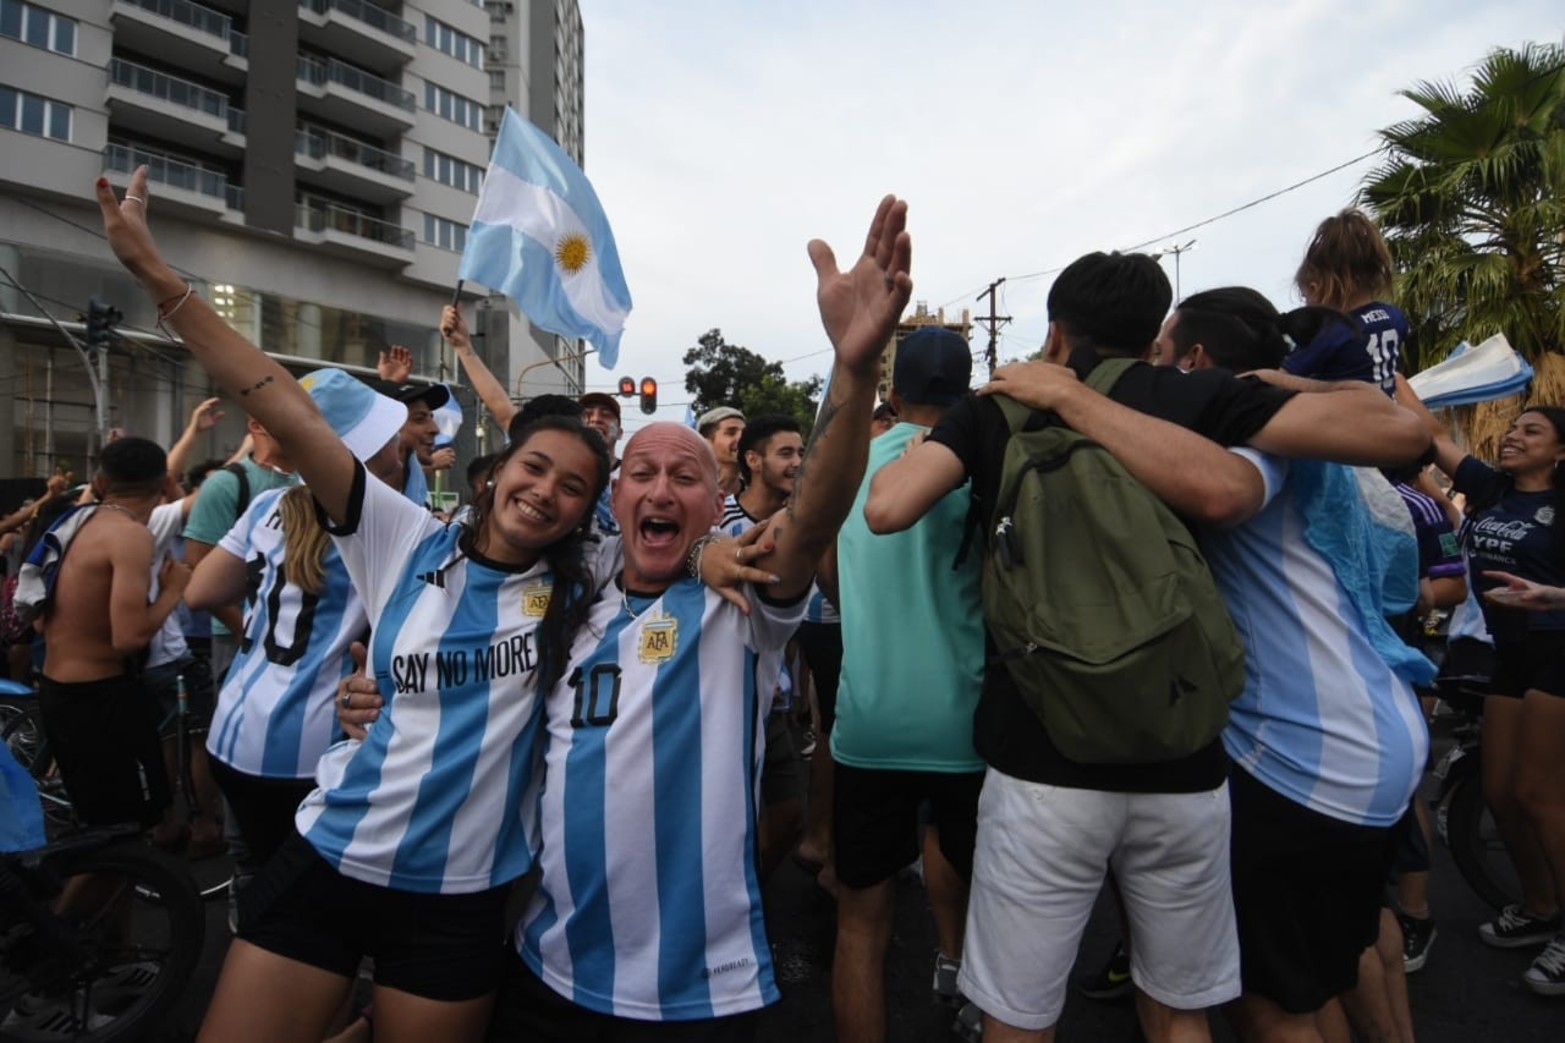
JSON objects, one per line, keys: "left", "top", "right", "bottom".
{"left": 830, "top": 422, "right": 985, "bottom": 772}
{"left": 183, "top": 456, "right": 298, "bottom": 636}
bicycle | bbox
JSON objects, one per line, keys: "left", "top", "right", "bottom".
{"left": 1430, "top": 671, "right": 1522, "bottom": 912}
{"left": 1, "top": 768, "right": 205, "bottom": 1042}
{"left": 0, "top": 685, "right": 70, "bottom": 840}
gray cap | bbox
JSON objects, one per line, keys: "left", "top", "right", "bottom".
{"left": 696, "top": 406, "right": 745, "bottom": 432}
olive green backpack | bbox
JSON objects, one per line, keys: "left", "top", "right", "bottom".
{"left": 982, "top": 359, "right": 1246, "bottom": 764}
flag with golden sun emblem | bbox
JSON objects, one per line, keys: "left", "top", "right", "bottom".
{"left": 459, "top": 107, "right": 633, "bottom": 367}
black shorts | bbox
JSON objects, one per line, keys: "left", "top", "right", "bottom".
{"left": 1389, "top": 799, "right": 1430, "bottom": 878}
{"left": 1228, "top": 765, "right": 1396, "bottom": 1013}
{"left": 797, "top": 622, "right": 842, "bottom": 734}
{"left": 208, "top": 758, "right": 316, "bottom": 868}
{"left": 488, "top": 951, "right": 758, "bottom": 1043}
{"left": 832, "top": 763, "right": 983, "bottom": 889}
{"left": 142, "top": 655, "right": 216, "bottom": 739}
{"left": 238, "top": 831, "right": 510, "bottom": 1002}
{"left": 38, "top": 674, "right": 170, "bottom": 829}
{"left": 760, "top": 712, "right": 804, "bottom": 808}
{"left": 1490, "top": 632, "right": 1565, "bottom": 698}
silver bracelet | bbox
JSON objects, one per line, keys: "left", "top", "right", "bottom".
{"left": 686, "top": 533, "right": 720, "bottom": 580}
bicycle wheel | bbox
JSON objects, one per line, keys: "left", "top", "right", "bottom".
{"left": 0, "top": 705, "right": 47, "bottom": 781}
{"left": 1446, "top": 773, "right": 1523, "bottom": 913}
{"left": 0, "top": 841, "right": 204, "bottom": 1043}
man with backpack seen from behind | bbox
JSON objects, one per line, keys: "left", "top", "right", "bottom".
{"left": 866, "top": 252, "right": 1432, "bottom": 1043}
{"left": 183, "top": 414, "right": 296, "bottom": 685}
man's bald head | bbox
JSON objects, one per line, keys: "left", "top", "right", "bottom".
{"left": 622, "top": 423, "right": 720, "bottom": 489}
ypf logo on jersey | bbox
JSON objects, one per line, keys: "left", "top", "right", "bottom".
{"left": 1537, "top": 506, "right": 1555, "bottom": 527}
{"left": 638, "top": 614, "right": 678, "bottom": 665}
{"left": 522, "top": 581, "right": 552, "bottom": 618}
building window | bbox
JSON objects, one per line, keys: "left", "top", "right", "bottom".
{"left": 424, "top": 15, "right": 484, "bottom": 68}
{"left": 0, "top": 0, "right": 76, "bottom": 55}
{"left": 487, "top": 69, "right": 504, "bottom": 91}
{"left": 423, "top": 213, "right": 467, "bottom": 253}
{"left": 424, "top": 82, "right": 483, "bottom": 131}
{"left": 422, "top": 147, "right": 483, "bottom": 194}
{"left": 0, "top": 84, "right": 71, "bottom": 140}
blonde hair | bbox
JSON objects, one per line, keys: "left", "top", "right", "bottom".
{"left": 279, "top": 484, "right": 330, "bottom": 596}
{"left": 1295, "top": 208, "right": 1395, "bottom": 310}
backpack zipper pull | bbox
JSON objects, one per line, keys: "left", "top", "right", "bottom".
{"left": 995, "top": 516, "right": 1022, "bottom": 569}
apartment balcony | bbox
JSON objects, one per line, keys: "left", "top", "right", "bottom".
{"left": 295, "top": 127, "right": 415, "bottom": 204}
{"left": 109, "top": 0, "right": 244, "bottom": 85}
{"left": 296, "top": 55, "right": 415, "bottom": 136}
{"left": 103, "top": 142, "right": 236, "bottom": 221}
{"left": 106, "top": 57, "right": 240, "bottom": 156}
{"left": 297, "top": 0, "right": 416, "bottom": 73}
{"left": 295, "top": 201, "right": 413, "bottom": 268}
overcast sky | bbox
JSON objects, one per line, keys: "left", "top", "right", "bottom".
{"left": 574, "top": 0, "right": 1562, "bottom": 431}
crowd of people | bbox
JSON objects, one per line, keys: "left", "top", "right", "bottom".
{"left": 1, "top": 167, "right": 1561, "bottom": 1043}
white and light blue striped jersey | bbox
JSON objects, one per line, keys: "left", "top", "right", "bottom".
{"left": 1203, "top": 450, "right": 1428, "bottom": 827}
{"left": 146, "top": 502, "right": 189, "bottom": 670}
{"left": 294, "top": 462, "right": 552, "bottom": 894}
{"left": 206, "top": 488, "right": 362, "bottom": 779}
{"left": 519, "top": 577, "right": 805, "bottom": 1021}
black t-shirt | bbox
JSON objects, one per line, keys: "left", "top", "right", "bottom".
{"left": 1453, "top": 456, "right": 1565, "bottom": 641}
{"left": 926, "top": 348, "right": 1297, "bottom": 793}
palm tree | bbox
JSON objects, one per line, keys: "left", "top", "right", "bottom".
{"left": 1361, "top": 43, "right": 1565, "bottom": 375}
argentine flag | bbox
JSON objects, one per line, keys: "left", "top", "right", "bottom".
{"left": 460, "top": 107, "right": 632, "bottom": 368}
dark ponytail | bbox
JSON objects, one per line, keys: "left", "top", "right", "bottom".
{"left": 1170, "top": 287, "right": 1351, "bottom": 373}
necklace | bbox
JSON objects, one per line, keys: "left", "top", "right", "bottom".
{"left": 96, "top": 503, "right": 136, "bottom": 519}
{"left": 621, "top": 576, "right": 652, "bottom": 621}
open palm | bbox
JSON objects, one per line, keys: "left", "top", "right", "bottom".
{"left": 809, "top": 196, "right": 913, "bottom": 374}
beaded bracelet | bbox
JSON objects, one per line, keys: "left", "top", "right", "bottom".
{"left": 686, "top": 533, "right": 721, "bottom": 580}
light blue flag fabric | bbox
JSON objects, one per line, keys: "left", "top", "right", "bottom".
{"left": 433, "top": 386, "right": 464, "bottom": 448}
{"left": 459, "top": 108, "right": 632, "bottom": 368}
{"left": 1, "top": 740, "right": 45, "bottom": 853}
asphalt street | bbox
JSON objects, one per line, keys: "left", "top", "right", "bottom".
{"left": 148, "top": 776, "right": 1561, "bottom": 1042}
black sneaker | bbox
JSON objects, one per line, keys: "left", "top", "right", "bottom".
{"left": 1398, "top": 912, "right": 1437, "bottom": 973}
{"left": 1524, "top": 934, "right": 1565, "bottom": 997}
{"left": 1077, "top": 941, "right": 1134, "bottom": 1001}
{"left": 1479, "top": 904, "right": 1561, "bottom": 949}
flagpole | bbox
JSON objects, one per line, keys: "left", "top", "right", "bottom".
{"left": 450, "top": 279, "right": 464, "bottom": 307}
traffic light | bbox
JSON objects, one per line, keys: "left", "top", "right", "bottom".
{"left": 618, "top": 376, "right": 636, "bottom": 397}
{"left": 85, "top": 297, "right": 122, "bottom": 352}
{"left": 639, "top": 377, "right": 657, "bottom": 415}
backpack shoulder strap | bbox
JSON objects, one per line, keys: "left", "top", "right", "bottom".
{"left": 992, "top": 394, "right": 1034, "bottom": 435}
{"left": 1083, "top": 357, "right": 1142, "bottom": 396}
{"left": 224, "top": 462, "right": 251, "bottom": 515}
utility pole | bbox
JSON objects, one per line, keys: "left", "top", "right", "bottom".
{"left": 975, "top": 278, "right": 1011, "bottom": 378}
{"left": 1162, "top": 239, "right": 1197, "bottom": 301}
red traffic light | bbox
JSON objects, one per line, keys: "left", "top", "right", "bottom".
{"left": 639, "top": 377, "right": 658, "bottom": 415}
{"left": 618, "top": 376, "right": 635, "bottom": 397}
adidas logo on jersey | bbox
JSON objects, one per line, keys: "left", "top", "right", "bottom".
{"left": 416, "top": 570, "right": 447, "bottom": 589}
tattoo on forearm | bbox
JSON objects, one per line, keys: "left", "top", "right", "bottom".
{"left": 787, "top": 390, "right": 844, "bottom": 522}
{"left": 238, "top": 375, "right": 275, "bottom": 397}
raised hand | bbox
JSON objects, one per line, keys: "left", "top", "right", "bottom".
{"left": 440, "top": 305, "right": 472, "bottom": 352}
{"left": 808, "top": 195, "right": 912, "bottom": 375}
{"left": 428, "top": 446, "right": 457, "bottom": 471}
{"left": 190, "top": 396, "right": 224, "bottom": 431}
{"left": 93, "top": 166, "right": 186, "bottom": 300}
{"left": 377, "top": 345, "right": 414, "bottom": 383}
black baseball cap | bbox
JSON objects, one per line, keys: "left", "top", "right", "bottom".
{"left": 893, "top": 327, "right": 971, "bottom": 405}
{"left": 369, "top": 378, "right": 450, "bottom": 411}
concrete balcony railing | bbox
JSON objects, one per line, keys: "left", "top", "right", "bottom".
{"left": 296, "top": 201, "right": 413, "bottom": 251}
{"left": 104, "top": 141, "right": 230, "bottom": 202}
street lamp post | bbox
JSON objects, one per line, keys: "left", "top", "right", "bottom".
{"left": 513, "top": 345, "right": 598, "bottom": 397}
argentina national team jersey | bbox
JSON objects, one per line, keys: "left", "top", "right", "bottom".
{"left": 519, "top": 576, "right": 805, "bottom": 1020}
{"left": 294, "top": 462, "right": 553, "bottom": 894}
{"left": 1202, "top": 450, "right": 1428, "bottom": 827}
{"left": 206, "top": 489, "right": 363, "bottom": 779}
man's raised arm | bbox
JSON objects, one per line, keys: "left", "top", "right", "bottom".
{"left": 766, "top": 195, "right": 913, "bottom": 600}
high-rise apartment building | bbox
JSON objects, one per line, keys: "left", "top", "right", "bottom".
{"left": 0, "top": 0, "right": 586, "bottom": 475}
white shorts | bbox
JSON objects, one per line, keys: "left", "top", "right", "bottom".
{"left": 958, "top": 768, "right": 1240, "bottom": 1031}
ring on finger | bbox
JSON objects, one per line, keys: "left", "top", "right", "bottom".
{"left": 124, "top": 195, "right": 146, "bottom": 206}
{"left": 340, "top": 691, "right": 351, "bottom": 710}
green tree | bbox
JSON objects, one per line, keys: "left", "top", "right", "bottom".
{"left": 683, "top": 329, "right": 823, "bottom": 437}
{"left": 1360, "top": 42, "right": 1565, "bottom": 371}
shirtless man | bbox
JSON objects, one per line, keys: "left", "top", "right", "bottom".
{"left": 37, "top": 437, "right": 192, "bottom": 829}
